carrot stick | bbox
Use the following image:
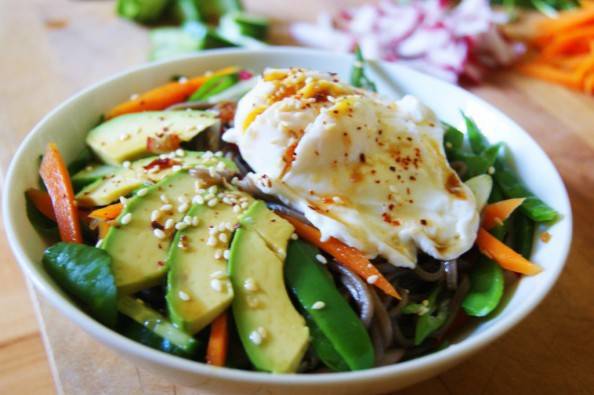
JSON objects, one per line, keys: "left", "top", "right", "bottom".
{"left": 541, "top": 27, "right": 594, "bottom": 59}
{"left": 26, "top": 188, "right": 56, "bottom": 221}
{"left": 98, "top": 221, "right": 112, "bottom": 239}
{"left": 538, "top": 4, "right": 594, "bottom": 41}
{"left": 280, "top": 214, "right": 401, "bottom": 299}
{"left": 516, "top": 62, "right": 582, "bottom": 90}
{"left": 482, "top": 198, "right": 525, "bottom": 230}
{"left": 206, "top": 312, "right": 229, "bottom": 367}
{"left": 39, "top": 143, "right": 83, "bottom": 243}
{"left": 89, "top": 203, "right": 123, "bottom": 221}
{"left": 105, "top": 66, "right": 238, "bottom": 119}
{"left": 476, "top": 228, "right": 542, "bottom": 275}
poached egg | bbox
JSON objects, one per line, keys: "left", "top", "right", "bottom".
{"left": 224, "top": 68, "right": 479, "bottom": 268}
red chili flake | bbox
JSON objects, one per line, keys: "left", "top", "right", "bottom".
{"left": 216, "top": 101, "right": 236, "bottom": 124}
{"left": 157, "top": 260, "right": 165, "bottom": 267}
{"left": 382, "top": 213, "right": 400, "bottom": 226}
{"left": 420, "top": 219, "right": 428, "bottom": 225}
{"left": 151, "top": 221, "right": 164, "bottom": 230}
{"left": 143, "top": 157, "right": 181, "bottom": 171}
{"left": 359, "top": 153, "right": 366, "bottom": 163}
{"left": 146, "top": 133, "right": 181, "bottom": 154}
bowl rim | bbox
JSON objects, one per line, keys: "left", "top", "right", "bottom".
{"left": 3, "top": 46, "right": 573, "bottom": 386}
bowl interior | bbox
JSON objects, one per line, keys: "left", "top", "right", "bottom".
{"left": 3, "top": 48, "right": 572, "bottom": 385}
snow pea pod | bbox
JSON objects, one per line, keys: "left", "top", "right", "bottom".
{"left": 413, "top": 285, "right": 449, "bottom": 345}
{"left": 462, "top": 256, "right": 504, "bottom": 317}
{"left": 350, "top": 47, "right": 377, "bottom": 92}
{"left": 511, "top": 212, "right": 536, "bottom": 259}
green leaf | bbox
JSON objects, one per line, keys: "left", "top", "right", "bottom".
{"left": 462, "top": 257, "right": 505, "bottom": 317}
{"left": 462, "top": 113, "right": 490, "bottom": 154}
{"left": 43, "top": 243, "right": 118, "bottom": 327}
{"left": 116, "top": 0, "right": 171, "bottom": 23}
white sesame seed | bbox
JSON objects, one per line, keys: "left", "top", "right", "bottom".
{"left": 231, "top": 177, "right": 239, "bottom": 185}
{"left": 210, "top": 270, "right": 228, "bottom": 279}
{"left": 191, "top": 216, "right": 200, "bottom": 226}
{"left": 214, "top": 249, "right": 223, "bottom": 260}
{"left": 207, "top": 198, "right": 218, "bottom": 207}
{"left": 175, "top": 222, "right": 188, "bottom": 231}
{"left": 315, "top": 254, "right": 328, "bottom": 264}
{"left": 215, "top": 161, "right": 226, "bottom": 172}
{"left": 389, "top": 185, "right": 398, "bottom": 193}
{"left": 217, "top": 223, "right": 226, "bottom": 231}
{"left": 120, "top": 213, "right": 132, "bottom": 225}
{"left": 247, "top": 296, "right": 260, "bottom": 308}
{"left": 153, "top": 228, "right": 166, "bottom": 239}
{"left": 488, "top": 166, "right": 496, "bottom": 175}
{"left": 130, "top": 93, "right": 140, "bottom": 100}
{"left": 150, "top": 210, "right": 161, "bottom": 222}
{"left": 119, "top": 196, "right": 128, "bottom": 206}
{"left": 119, "top": 133, "right": 130, "bottom": 141}
{"left": 332, "top": 196, "right": 343, "bottom": 204}
{"left": 192, "top": 195, "right": 204, "bottom": 205}
{"left": 203, "top": 151, "right": 214, "bottom": 159}
{"left": 204, "top": 193, "right": 215, "bottom": 201}
{"left": 178, "top": 76, "right": 188, "bottom": 84}
{"left": 311, "top": 301, "right": 326, "bottom": 310}
{"left": 248, "top": 330, "right": 263, "bottom": 345}
{"left": 178, "top": 290, "right": 190, "bottom": 301}
{"left": 207, "top": 236, "right": 217, "bottom": 246}
{"left": 257, "top": 326, "right": 268, "bottom": 338}
{"left": 183, "top": 215, "right": 192, "bottom": 224}
{"left": 215, "top": 151, "right": 223, "bottom": 158}
{"left": 208, "top": 167, "right": 217, "bottom": 177}
{"left": 208, "top": 185, "right": 218, "bottom": 194}
{"left": 210, "top": 279, "right": 223, "bottom": 292}
{"left": 208, "top": 227, "right": 217, "bottom": 235}
{"left": 290, "top": 233, "right": 298, "bottom": 240}
{"left": 95, "top": 239, "right": 103, "bottom": 248}
{"left": 160, "top": 204, "right": 173, "bottom": 212}
{"left": 164, "top": 218, "right": 174, "bottom": 229}
{"left": 233, "top": 205, "right": 241, "bottom": 213}
{"left": 218, "top": 233, "right": 228, "bottom": 243}
{"left": 224, "top": 222, "right": 234, "bottom": 231}
{"left": 122, "top": 160, "right": 131, "bottom": 169}
{"left": 177, "top": 241, "right": 187, "bottom": 249}
{"left": 240, "top": 202, "right": 249, "bottom": 210}
{"left": 147, "top": 166, "right": 159, "bottom": 174}
{"left": 177, "top": 195, "right": 189, "bottom": 204}
{"left": 243, "top": 278, "right": 258, "bottom": 292}
{"left": 177, "top": 203, "right": 189, "bottom": 213}
{"left": 223, "top": 249, "right": 230, "bottom": 260}
{"left": 172, "top": 165, "right": 182, "bottom": 172}
{"left": 367, "top": 275, "right": 379, "bottom": 284}
{"left": 175, "top": 148, "right": 185, "bottom": 157}
{"left": 137, "top": 188, "right": 148, "bottom": 197}
{"left": 160, "top": 194, "right": 169, "bottom": 203}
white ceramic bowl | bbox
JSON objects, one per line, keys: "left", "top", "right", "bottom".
{"left": 3, "top": 48, "right": 572, "bottom": 395}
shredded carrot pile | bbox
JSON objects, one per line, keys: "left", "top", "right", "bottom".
{"left": 518, "top": 3, "right": 594, "bottom": 94}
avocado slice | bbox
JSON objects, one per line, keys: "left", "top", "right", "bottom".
{"left": 72, "top": 164, "right": 119, "bottom": 191}
{"left": 101, "top": 171, "right": 196, "bottom": 294}
{"left": 76, "top": 168, "right": 145, "bottom": 208}
{"left": 131, "top": 151, "right": 237, "bottom": 183}
{"left": 117, "top": 296, "right": 197, "bottom": 356}
{"left": 86, "top": 111, "right": 218, "bottom": 165}
{"left": 166, "top": 190, "right": 252, "bottom": 335}
{"left": 229, "top": 202, "right": 309, "bottom": 373}
{"left": 75, "top": 151, "right": 237, "bottom": 207}
{"left": 285, "top": 240, "right": 375, "bottom": 371}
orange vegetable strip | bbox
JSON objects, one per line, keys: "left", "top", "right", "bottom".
{"left": 98, "top": 221, "right": 112, "bottom": 239}
{"left": 482, "top": 198, "right": 525, "bottom": 231}
{"left": 516, "top": 62, "right": 582, "bottom": 90}
{"left": 537, "top": 3, "right": 594, "bottom": 39}
{"left": 105, "top": 66, "right": 238, "bottom": 119}
{"left": 541, "top": 27, "right": 594, "bottom": 59}
{"left": 206, "top": 312, "right": 229, "bottom": 367}
{"left": 39, "top": 143, "right": 83, "bottom": 243}
{"left": 26, "top": 188, "right": 56, "bottom": 221}
{"left": 89, "top": 203, "right": 123, "bottom": 221}
{"left": 477, "top": 228, "right": 542, "bottom": 275}
{"left": 280, "top": 214, "right": 401, "bottom": 299}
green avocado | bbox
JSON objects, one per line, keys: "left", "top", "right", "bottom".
{"left": 75, "top": 151, "right": 237, "bottom": 208}
{"left": 71, "top": 164, "right": 119, "bottom": 191}
{"left": 75, "top": 168, "right": 144, "bottom": 208}
{"left": 101, "top": 171, "right": 196, "bottom": 294}
{"left": 86, "top": 111, "right": 218, "bottom": 165}
{"left": 229, "top": 201, "right": 309, "bottom": 373}
{"left": 166, "top": 189, "right": 252, "bottom": 335}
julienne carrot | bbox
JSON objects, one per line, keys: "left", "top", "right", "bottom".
{"left": 98, "top": 221, "right": 112, "bottom": 239}
{"left": 279, "top": 214, "right": 401, "bottom": 299}
{"left": 481, "top": 198, "right": 525, "bottom": 231}
{"left": 206, "top": 312, "right": 229, "bottom": 367}
{"left": 39, "top": 143, "right": 83, "bottom": 243}
{"left": 105, "top": 66, "right": 238, "bottom": 119}
{"left": 89, "top": 203, "right": 123, "bottom": 221}
{"left": 26, "top": 188, "right": 56, "bottom": 221}
{"left": 476, "top": 228, "right": 542, "bottom": 275}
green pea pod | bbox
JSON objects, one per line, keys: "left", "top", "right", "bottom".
{"left": 494, "top": 161, "right": 558, "bottom": 222}
{"left": 448, "top": 143, "right": 501, "bottom": 180}
{"left": 443, "top": 124, "right": 465, "bottom": 161}
{"left": 512, "top": 212, "right": 536, "bottom": 259}
{"left": 116, "top": 0, "right": 170, "bottom": 23}
{"left": 462, "top": 257, "right": 504, "bottom": 317}
{"left": 189, "top": 73, "right": 239, "bottom": 101}
{"left": 414, "top": 285, "right": 449, "bottom": 345}
{"left": 43, "top": 242, "right": 118, "bottom": 327}
{"left": 284, "top": 240, "right": 374, "bottom": 371}
{"left": 350, "top": 46, "right": 377, "bottom": 92}
{"left": 462, "top": 113, "right": 490, "bottom": 154}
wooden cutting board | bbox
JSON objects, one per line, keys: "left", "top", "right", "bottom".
{"left": 2, "top": 0, "right": 594, "bottom": 394}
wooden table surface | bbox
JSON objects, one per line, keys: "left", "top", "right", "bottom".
{"left": 1, "top": 0, "right": 594, "bottom": 394}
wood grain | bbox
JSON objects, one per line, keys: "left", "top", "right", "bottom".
{"left": 1, "top": 0, "right": 593, "bottom": 394}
